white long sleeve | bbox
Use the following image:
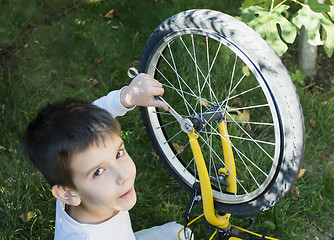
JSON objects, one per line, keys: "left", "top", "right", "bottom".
{"left": 92, "top": 88, "right": 135, "bottom": 118}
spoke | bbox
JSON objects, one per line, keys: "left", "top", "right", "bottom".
{"left": 153, "top": 65, "right": 197, "bottom": 114}
{"left": 211, "top": 157, "right": 224, "bottom": 193}
{"left": 203, "top": 119, "right": 270, "bottom": 179}
{"left": 164, "top": 129, "right": 183, "bottom": 144}
{"left": 203, "top": 120, "right": 267, "bottom": 188}
{"left": 204, "top": 121, "right": 224, "bottom": 193}
{"left": 228, "top": 103, "right": 270, "bottom": 112}
{"left": 172, "top": 141, "right": 190, "bottom": 159}
{"left": 195, "top": 131, "right": 249, "bottom": 195}
{"left": 183, "top": 35, "right": 220, "bottom": 111}
{"left": 152, "top": 110, "right": 188, "bottom": 118}
{"left": 167, "top": 43, "right": 191, "bottom": 116}
{"left": 156, "top": 52, "right": 212, "bottom": 113}
{"left": 191, "top": 34, "right": 202, "bottom": 114}
{"left": 162, "top": 84, "right": 200, "bottom": 101}
{"left": 233, "top": 148, "right": 261, "bottom": 188}
{"left": 156, "top": 119, "right": 178, "bottom": 129}
{"left": 162, "top": 83, "right": 214, "bottom": 112}
{"left": 191, "top": 34, "right": 200, "bottom": 104}
{"left": 199, "top": 40, "right": 222, "bottom": 106}
{"left": 184, "top": 157, "right": 195, "bottom": 172}
{"left": 221, "top": 85, "right": 261, "bottom": 106}
{"left": 225, "top": 54, "right": 238, "bottom": 110}
{"left": 206, "top": 36, "right": 213, "bottom": 104}
{"left": 225, "top": 111, "right": 274, "bottom": 161}
{"left": 199, "top": 131, "right": 275, "bottom": 146}
{"left": 179, "top": 36, "right": 211, "bottom": 90}
{"left": 225, "top": 120, "right": 274, "bottom": 126}
{"left": 225, "top": 64, "right": 250, "bottom": 110}
{"left": 231, "top": 139, "right": 268, "bottom": 180}
{"left": 157, "top": 54, "right": 197, "bottom": 99}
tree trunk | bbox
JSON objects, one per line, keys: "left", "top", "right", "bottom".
{"left": 298, "top": 26, "right": 317, "bottom": 77}
{"left": 298, "top": 0, "right": 325, "bottom": 77}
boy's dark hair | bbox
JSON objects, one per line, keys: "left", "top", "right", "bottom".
{"left": 21, "top": 99, "right": 121, "bottom": 189}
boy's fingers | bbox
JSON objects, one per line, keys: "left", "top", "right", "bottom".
{"left": 152, "top": 79, "right": 163, "bottom": 88}
{"left": 151, "top": 99, "right": 168, "bottom": 111}
{"left": 150, "top": 87, "right": 164, "bottom": 97}
{"left": 145, "top": 76, "right": 163, "bottom": 88}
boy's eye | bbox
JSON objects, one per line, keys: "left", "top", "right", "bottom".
{"left": 93, "top": 168, "right": 104, "bottom": 177}
{"left": 116, "top": 149, "right": 125, "bottom": 159}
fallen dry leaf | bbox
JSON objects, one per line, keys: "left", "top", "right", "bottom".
{"left": 197, "top": 97, "right": 211, "bottom": 108}
{"left": 318, "top": 152, "right": 328, "bottom": 161}
{"left": 130, "top": 60, "right": 139, "bottom": 66}
{"left": 231, "top": 97, "right": 242, "bottom": 106}
{"left": 291, "top": 186, "right": 300, "bottom": 200}
{"left": 297, "top": 168, "right": 306, "bottom": 180}
{"left": 20, "top": 211, "right": 36, "bottom": 223}
{"left": 94, "top": 58, "right": 101, "bottom": 64}
{"left": 152, "top": 152, "right": 159, "bottom": 160}
{"left": 242, "top": 65, "right": 250, "bottom": 76}
{"left": 330, "top": 168, "right": 334, "bottom": 179}
{"left": 314, "top": 223, "right": 324, "bottom": 233}
{"left": 302, "top": 82, "right": 315, "bottom": 90}
{"left": 238, "top": 109, "right": 250, "bottom": 123}
{"left": 140, "top": 126, "right": 146, "bottom": 135}
{"left": 309, "top": 118, "right": 316, "bottom": 128}
{"left": 172, "top": 143, "right": 184, "bottom": 155}
{"left": 105, "top": 9, "right": 117, "bottom": 19}
{"left": 320, "top": 100, "right": 328, "bottom": 107}
{"left": 89, "top": 78, "right": 99, "bottom": 85}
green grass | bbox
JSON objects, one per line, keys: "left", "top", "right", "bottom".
{"left": 1, "top": 0, "right": 333, "bottom": 239}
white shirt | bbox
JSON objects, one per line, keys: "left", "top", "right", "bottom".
{"left": 54, "top": 199, "right": 136, "bottom": 240}
{"left": 92, "top": 88, "right": 134, "bottom": 118}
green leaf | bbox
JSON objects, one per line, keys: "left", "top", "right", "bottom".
{"left": 290, "top": 70, "right": 306, "bottom": 85}
{"left": 308, "top": 0, "right": 330, "bottom": 13}
{"left": 328, "top": 4, "right": 334, "bottom": 19}
{"left": 292, "top": 5, "right": 334, "bottom": 57}
{"left": 241, "top": 0, "right": 268, "bottom": 8}
{"left": 240, "top": 5, "right": 297, "bottom": 56}
{"left": 263, "top": 220, "right": 276, "bottom": 231}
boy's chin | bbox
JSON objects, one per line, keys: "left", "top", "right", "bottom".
{"left": 121, "top": 189, "right": 137, "bottom": 211}
{"left": 128, "top": 192, "right": 137, "bottom": 210}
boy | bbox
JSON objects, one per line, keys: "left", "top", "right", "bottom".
{"left": 21, "top": 74, "right": 191, "bottom": 240}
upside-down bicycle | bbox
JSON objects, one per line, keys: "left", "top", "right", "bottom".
{"left": 131, "top": 9, "right": 305, "bottom": 240}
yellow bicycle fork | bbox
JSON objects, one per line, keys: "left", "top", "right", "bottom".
{"left": 187, "top": 121, "right": 235, "bottom": 229}
{"left": 185, "top": 121, "right": 279, "bottom": 240}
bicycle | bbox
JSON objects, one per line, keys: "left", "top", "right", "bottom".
{"left": 130, "top": 9, "right": 305, "bottom": 240}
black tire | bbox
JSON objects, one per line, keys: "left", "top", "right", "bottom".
{"left": 139, "top": 9, "right": 304, "bottom": 215}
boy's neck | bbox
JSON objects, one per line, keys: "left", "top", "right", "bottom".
{"left": 65, "top": 203, "right": 119, "bottom": 224}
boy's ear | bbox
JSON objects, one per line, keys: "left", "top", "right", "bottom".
{"left": 51, "top": 185, "right": 81, "bottom": 207}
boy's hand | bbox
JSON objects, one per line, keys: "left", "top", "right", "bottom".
{"left": 120, "top": 73, "right": 169, "bottom": 111}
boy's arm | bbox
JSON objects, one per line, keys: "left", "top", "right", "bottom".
{"left": 93, "top": 73, "right": 168, "bottom": 118}
{"left": 93, "top": 88, "right": 132, "bottom": 118}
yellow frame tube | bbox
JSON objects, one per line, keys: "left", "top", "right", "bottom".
{"left": 218, "top": 121, "right": 237, "bottom": 194}
{"left": 187, "top": 129, "right": 230, "bottom": 229}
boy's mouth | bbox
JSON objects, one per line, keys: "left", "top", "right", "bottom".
{"left": 119, "top": 187, "right": 134, "bottom": 199}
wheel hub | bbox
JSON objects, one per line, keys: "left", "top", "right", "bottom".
{"left": 191, "top": 104, "right": 226, "bottom": 131}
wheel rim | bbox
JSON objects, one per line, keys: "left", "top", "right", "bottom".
{"left": 144, "top": 30, "right": 282, "bottom": 204}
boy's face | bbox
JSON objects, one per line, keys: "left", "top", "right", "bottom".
{"left": 68, "top": 134, "right": 136, "bottom": 221}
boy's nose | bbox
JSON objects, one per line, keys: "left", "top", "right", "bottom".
{"left": 115, "top": 166, "right": 130, "bottom": 185}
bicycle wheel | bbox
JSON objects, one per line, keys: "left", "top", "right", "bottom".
{"left": 139, "top": 9, "right": 304, "bottom": 215}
